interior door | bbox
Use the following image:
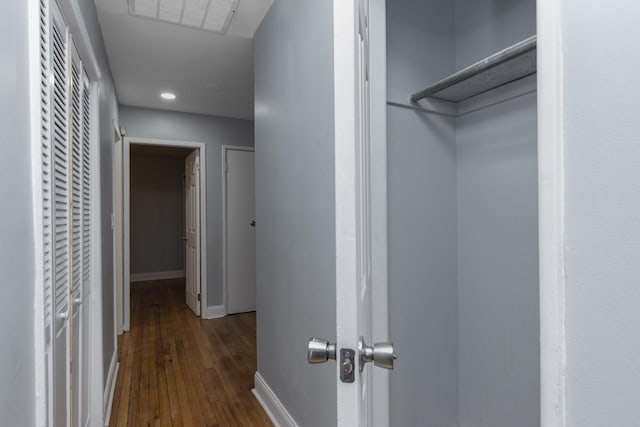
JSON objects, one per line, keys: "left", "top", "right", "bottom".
{"left": 225, "top": 148, "right": 256, "bottom": 314}
{"left": 185, "top": 150, "right": 201, "bottom": 316}
{"left": 333, "top": 0, "right": 390, "bottom": 425}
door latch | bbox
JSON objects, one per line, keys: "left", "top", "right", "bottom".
{"left": 340, "top": 348, "right": 355, "bottom": 383}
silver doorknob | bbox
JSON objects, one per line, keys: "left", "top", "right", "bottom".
{"left": 359, "top": 337, "right": 397, "bottom": 371}
{"left": 307, "top": 337, "right": 336, "bottom": 364}
{"left": 249, "top": 220, "right": 256, "bottom": 227}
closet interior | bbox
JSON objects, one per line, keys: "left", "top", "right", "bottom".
{"left": 386, "top": 0, "right": 539, "bottom": 426}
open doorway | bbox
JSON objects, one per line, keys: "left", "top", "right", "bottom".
{"left": 121, "top": 137, "right": 208, "bottom": 331}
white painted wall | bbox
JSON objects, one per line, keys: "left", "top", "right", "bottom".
{"left": 558, "top": 2, "right": 640, "bottom": 425}
{"left": 119, "top": 106, "right": 254, "bottom": 306}
{"left": 0, "top": 1, "right": 36, "bottom": 424}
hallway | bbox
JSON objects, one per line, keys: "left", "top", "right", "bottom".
{"left": 109, "top": 279, "right": 271, "bottom": 426}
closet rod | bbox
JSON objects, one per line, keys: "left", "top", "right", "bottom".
{"left": 410, "top": 35, "right": 537, "bottom": 103}
{"left": 387, "top": 101, "right": 456, "bottom": 118}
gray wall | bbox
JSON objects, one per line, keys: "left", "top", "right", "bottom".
{"left": 73, "top": 0, "right": 120, "bottom": 385}
{"left": 387, "top": 1, "right": 459, "bottom": 426}
{"left": 457, "top": 91, "right": 539, "bottom": 427}
{"left": 454, "top": 0, "right": 536, "bottom": 68}
{"left": 130, "top": 155, "right": 185, "bottom": 275}
{"left": 561, "top": 2, "right": 640, "bottom": 425}
{"left": 0, "top": 0, "right": 36, "bottom": 423}
{"left": 454, "top": 1, "right": 539, "bottom": 426}
{"left": 119, "top": 106, "right": 254, "bottom": 306}
{"left": 253, "top": 0, "right": 336, "bottom": 426}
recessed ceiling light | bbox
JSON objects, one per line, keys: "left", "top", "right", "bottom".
{"left": 161, "top": 92, "right": 176, "bottom": 100}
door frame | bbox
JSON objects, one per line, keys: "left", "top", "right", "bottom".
{"left": 121, "top": 137, "right": 208, "bottom": 331}
{"left": 537, "top": 0, "right": 566, "bottom": 425}
{"left": 221, "top": 145, "right": 255, "bottom": 316}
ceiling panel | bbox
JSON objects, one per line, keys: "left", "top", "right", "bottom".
{"left": 158, "top": 0, "right": 181, "bottom": 23}
{"left": 128, "top": 0, "right": 242, "bottom": 34}
{"left": 94, "top": 0, "right": 273, "bottom": 120}
{"left": 133, "top": 0, "right": 158, "bottom": 18}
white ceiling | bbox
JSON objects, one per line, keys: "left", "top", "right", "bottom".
{"left": 94, "top": 0, "right": 273, "bottom": 120}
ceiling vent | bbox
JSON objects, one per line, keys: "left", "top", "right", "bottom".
{"left": 128, "top": 0, "right": 240, "bottom": 34}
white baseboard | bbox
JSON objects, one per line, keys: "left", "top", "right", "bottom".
{"left": 103, "top": 353, "right": 119, "bottom": 427}
{"left": 130, "top": 270, "right": 184, "bottom": 282}
{"left": 252, "top": 372, "right": 298, "bottom": 427}
{"left": 204, "top": 304, "right": 226, "bottom": 319}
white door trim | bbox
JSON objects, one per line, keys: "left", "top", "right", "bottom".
{"left": 89, "top": 82, "right": 107, "bottom": 427}
{"left": 368, "top": 0, "right": 389, "bottom": 423}
{"left": 114, "top": 126, "right": 123, "bottom": 336}
{"left": 334, "top": 0, "right": 389, "bottom": 424}
{"left": 333, "top": 0, "right": 361, "bottom": 424}
{"left": 27, "top": 0, "right": 47, "bottom": 423}
{"left": 121, "top": 137, "right": 208, "bottom": 330}
{"left": 221, "top": 145, "right": 254, "bottom": 316}
{"left": 537, "top": 0, "right": 567, "bottom": 425}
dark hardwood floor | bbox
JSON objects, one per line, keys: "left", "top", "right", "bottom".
{"left": 109, "top": 278, "right": 272, "bottom": 426}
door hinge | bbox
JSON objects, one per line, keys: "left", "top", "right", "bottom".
{"left": 197, "top": 293, "right": 201, "bottom": 302}
{"left": 225, "top": 163, "right": 229, "bottom": 174}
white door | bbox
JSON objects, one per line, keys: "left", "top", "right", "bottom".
{"left": 185, "top": 150, "right": 201, "bottom": 316}
{"left": 224, "top": 148, "right": 256, "bottom": 314}
{"left": 333, "top": 0, "right": 390, "bottom": 425}
{"left": 49, "top": 8, "right": 71, "bottom": 425}
{"left": 41, "top": 2, "right": 95, "bottom": 426}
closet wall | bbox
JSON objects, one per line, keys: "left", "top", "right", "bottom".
{"left": 387, "top": 1, "right": 458, "bottom": 426}
{"left": 455, "top": 1, "right": 538, "bottom": 426}
{"left": 387, "top": 1, "right": 538, "bottom": 426}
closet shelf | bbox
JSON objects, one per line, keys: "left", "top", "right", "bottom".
{"left": 410, "top": 35, "right": 537, "bottom": 103}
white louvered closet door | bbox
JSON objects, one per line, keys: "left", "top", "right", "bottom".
{"left": 38, "top": 0, "right": 55, "bottom": 423}
{"left": 79, "top": 73, "right": 92, "bottom": 427}
{"left": 69, "top": 47, "right": 84, "bottom": 427}
{"left": 40, "top": 1, "right": 95, "bottom": 425}
{"left": 50, "top": 4, "right": 71, "bottom": 426}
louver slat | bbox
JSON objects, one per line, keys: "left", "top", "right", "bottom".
{"left": 51, "top": 19, "right": 69, "bottom": 323}
{"left": 40, "top": 0, "right": 53, "bottom": 329}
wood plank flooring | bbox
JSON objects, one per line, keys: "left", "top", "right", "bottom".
{"left": 109, "top": 278, "right": 272, "bottom": 426}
